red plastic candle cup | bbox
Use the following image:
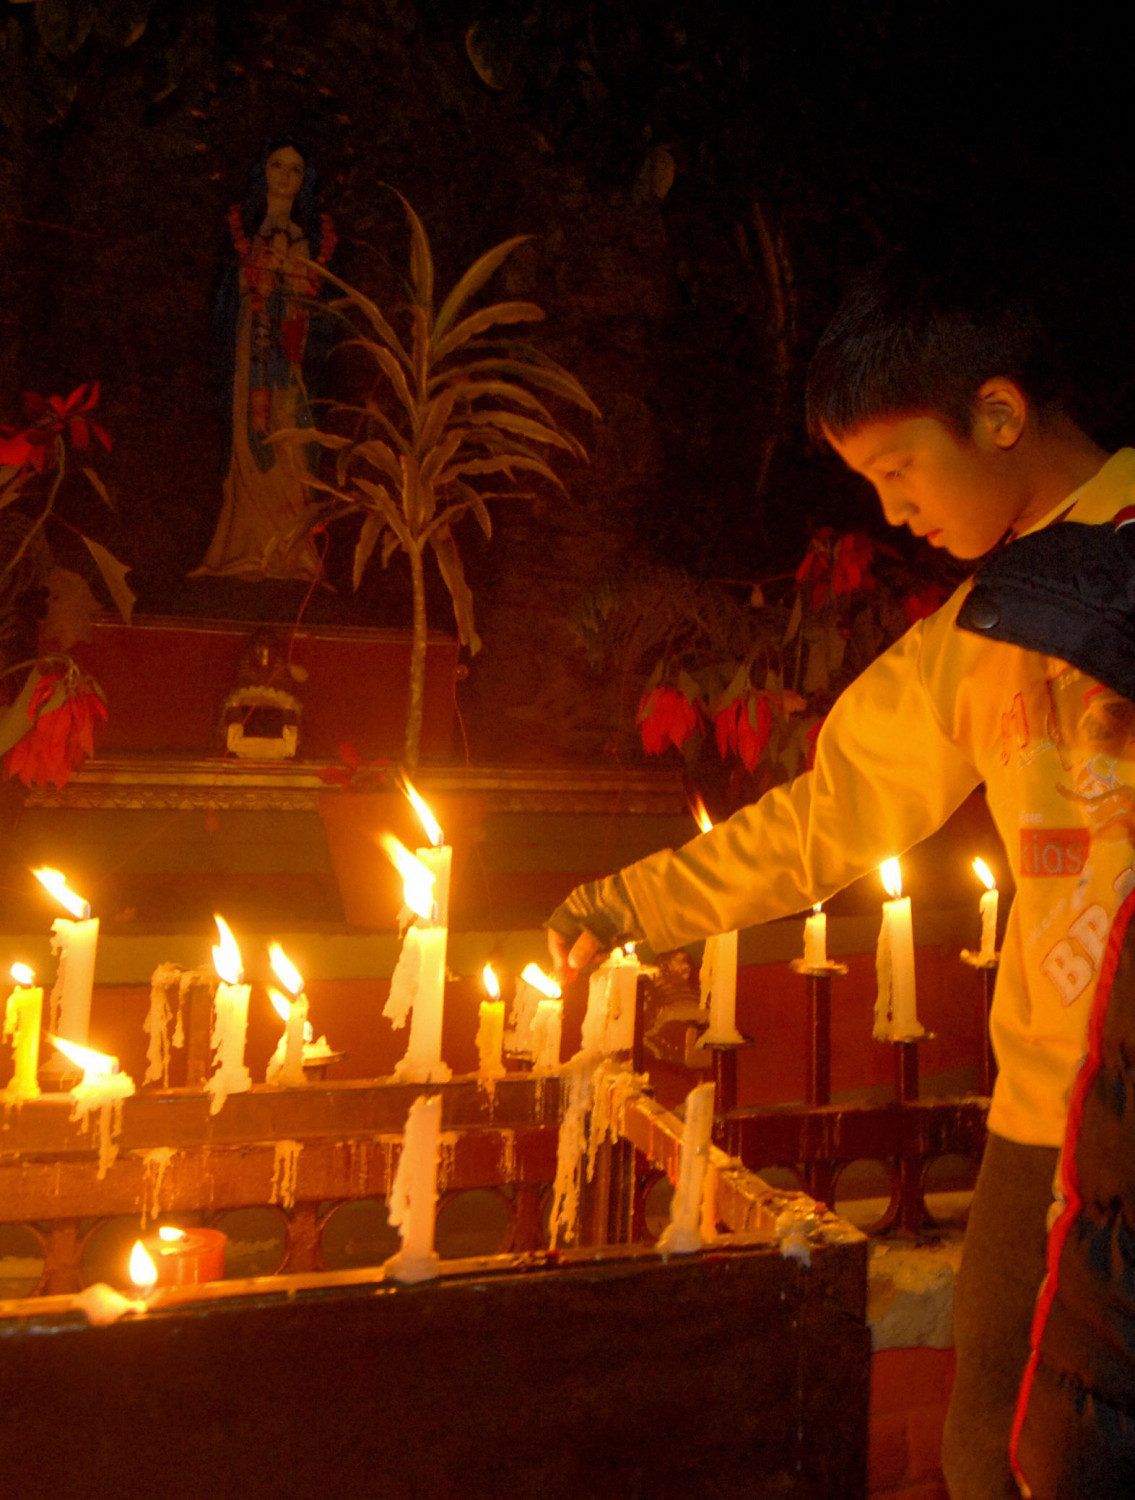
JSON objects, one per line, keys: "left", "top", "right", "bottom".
{"left": 136, "top": 1226, "right": 227, "bottom": 1287}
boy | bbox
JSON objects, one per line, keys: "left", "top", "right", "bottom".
{"left": 547, "top": 257, "right": 1135, "bottom": 1500}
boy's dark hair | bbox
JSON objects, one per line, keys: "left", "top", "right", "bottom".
{"left": 805, "top": 250, "right": 1072, "bottom": 442}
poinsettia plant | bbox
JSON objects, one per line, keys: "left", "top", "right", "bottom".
{"left": 579, "top": 526, "right": 957, "bottom": 808}
{"left": 0, "top": 382, "right": 129, "bottom": 789}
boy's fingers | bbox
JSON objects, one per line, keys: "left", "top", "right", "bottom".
{"left": 567, "top": 929, "right": 602, "bottom": 978}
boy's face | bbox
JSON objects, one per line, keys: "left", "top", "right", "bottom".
{"left": 825, "top": 410, "right": 1037, "bottom": 560}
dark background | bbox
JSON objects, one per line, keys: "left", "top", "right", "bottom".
{"left": 3, "top": 1, "right": 1134, "bottom": 761}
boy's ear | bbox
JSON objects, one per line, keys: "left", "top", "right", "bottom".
{"left": 975, "top": 377, "right": 1027, "bottom": 448}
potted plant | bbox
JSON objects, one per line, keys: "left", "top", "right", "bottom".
{"left": 272, "top": 189, "right": 598, "bottom": 773}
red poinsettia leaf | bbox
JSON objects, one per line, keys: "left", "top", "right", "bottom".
{"left": 339, "top": 742, "right": 361, "bottom": 769}
{"left": 78, "top": 381, "right": 100, "bottom": 412}
{"left": 0, "top": 432, "right": 34, "bottom": 467}
{"left": 27, "top": 671, "right": 64, "bottom": 722}
{"left": 67, "top": 417, "right": 90, "bottom": 450}
{"left": 90, "top": 421, "right": 112, "bottom": 452}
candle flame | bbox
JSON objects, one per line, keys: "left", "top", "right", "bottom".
{"left": 622, "top": 942, "right": 637, "bottom": 959}
{"left": 48, "top": 1034, "right": 118, "bottom": 1076}
{"left": 973, "top": 857, "right": 996, "bottom": 891}
{"left": 379, "top": 833, "right": 436, "bottom": 919}
{"left": 881, "top": 858, "right": 903, "bottom": 900}
{"left": 268, "top": 942, "right": 303, "bottom": 997}
{"left": 268, "top": 987, "right": 291, "bottom": 1024}
{"left": 33, "top": 867, "right": 89, "bottom": 919}
{"left": 212, "top": 914, "right": 243, "bottom": 985}
{"left": 482, "top": 964, "right": 500, "bottom": 999}
{"left": 129, "top": 1241, "right": 158, "bottom": 1287}
{"left": 689, "top": 794, "right": 714, "bottom": 834}
{"left": 401, "top": 777, "right": 443, "bottom": 847}
{"left": 10, "top": 963, "right": 34, "bottom": 986}
{"left": 812, "top": 902, "right": 822, "bottom": 916}
{"left": 158, "top": 1226, "right": 186, "bottom": 1242}
{"left": 520, "top": 962, "right": 561, "bottom": 999}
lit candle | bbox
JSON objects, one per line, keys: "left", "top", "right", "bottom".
{"left": 973, "top": 858, "right": 999, "bottom": 965}
{"left": 511, "top": 962, "right": 559, "bottom": 1057}
{"left": 266, "top": 943, "right": 309, "bottom": 1087}
{"left": 476, "top": 965, "right": 506, "bottom": 1079}
{"left": 803, "top": 903, "right": 828, "bottom": 968}
{"left": 49, "top": 1034, "right": 135, "bottom": 1178}
{"left": 531, "top": 996, "right": 564, "bottom": 1072}
{"left": 657, "top": 1080, "right": 716, "bottom": 1255}
{"left": 875, "top": 859, "right": 924, "bottom": 1041}
{"left": 3, "top": 963, "right": 43, "bottom": 1101}
{"left": 690, "top": 801, "right": 744, "bottom": 1045}
{"left": 131, "top": 1225, "right": 227, "bottom": 1288}
{"left": 35, "top": 867, "right": 98, "bottom": 1050}
{"left": 581, "top": 945, "right": 641, "bottom": 1054}
{"left": 381, "top": 834, "right": 452, "bottom": 1083}
{"left": 205, "top": 915, "right": 252, "bottom": 1114}
{"left": 386, "top": 1092, "right": 442, "bottom": 1283}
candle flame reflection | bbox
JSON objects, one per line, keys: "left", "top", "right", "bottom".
{"left": 379, "top": 833, "right": 435, "bottom": 920}
{"left": 10, "top": 963, "right": 34, "bottom": 986}
{"left": 973, "top": 857, "right": 996, "bottom": 891}
{"left": 212, "top": 915, "right": 243, "bottom": 986}
{"left": 520, "top": 963, "right": 561, "bottom": 999}
{"left": 482, "top": 964, "right": 501, "bottom": 999}
{"left": 401, "top": 777, "right": 443, "bottom": 847}
{"left": 269, "top": 942, "right": 304, "bottom": 997}
{"left": 33, "top": 867, "right": 90, "bottom": 919}
{"left": 158, "top": 1226, "right": 186, "bottom": 1242}
{"left": 881, "top": 858, "right": 903, "bottom": 900}
{"left": 689, "top": 794, "right": 714, "bottom": 834}
{"left": 48, "top": 1034, "right": 118, "bottom": 1076}
{"left": 130, "top": 1241, "right": 158, "bottom": 1287}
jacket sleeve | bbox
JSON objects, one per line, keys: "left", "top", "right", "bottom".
{"left": 619, "top": 617, "right": 984, "bottom": 954}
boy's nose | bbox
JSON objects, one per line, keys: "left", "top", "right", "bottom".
{"left": 879, "top": 493, "right": 917, "bottom": 527}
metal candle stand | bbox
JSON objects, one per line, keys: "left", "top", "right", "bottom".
{"left": 789, "top": 958, "right": 848, "bottom": 1208}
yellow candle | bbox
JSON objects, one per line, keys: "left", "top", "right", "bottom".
{"left": 875, "top": 859, "right": 924, "bottom": 1040}
{"left": 476, "top": 966, "right": 506, "bottom": 1079}
{"left": 803, "top": 904, "right": 828, "bottom": 968}
{"left": 3, "top": 963, "right": 42, "bottom": 1101}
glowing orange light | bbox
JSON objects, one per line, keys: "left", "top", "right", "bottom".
{"left": 689, "top": 794, "right": 714, "bottom": 834}
{"left": 33, "top": 867, "right": 89, "bottom": 919}
{"left": 881, "top": 858, "right": 903, "bottom": 900}
{"left": 212, "top": 915, "right": 243, "bottom": 985}
{"left": 268, "top": 988, "right": 291, "bottom": 1024}
{"left": 520, "top": 963, "right": 561, "bottom": 999}
{"left": 269, "top": 942, "right": 303, "bottom": 997}
{"left": 972, "top": 857, "right": 996, "bottom": 891}
{"left": 158, "top": 1226, "right": 186, "bottom": 1243}
{"left": 10, "top": 963, "right": 34, "bottom": 987}
{"left": 813, "top": 902, "right": 822, "bottom": 916}
{"left": 401, "top": 777, "right": 443, "bottom": 847}
{"left": 379, "top": 833, "right": 435, "bottom": 920}
{"left": 483, "top": 964, "right": 501, "bottom": 999}
{"left": 129, "top": 1241, "right": 158, "bottom": 1287}
{"left": 48, "top": 1034, "right": 118, "bottom": 1076}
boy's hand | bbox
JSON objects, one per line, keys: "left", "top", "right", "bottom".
{"left": 545, "top": 872, "right": 643, "bottom": 985}
{"left": 547, "top": 925, "right": 604, "bottom": 987}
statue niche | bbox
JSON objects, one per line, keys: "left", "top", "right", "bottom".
{"left": 193, "top": 139, "right": 335, "bottom": 582}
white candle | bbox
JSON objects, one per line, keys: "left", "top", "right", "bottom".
{"left": 477, "top": 965, "right": 506, "bottom": 1079}
{"left": 267, "top": 944, "right": 309, "bottom": 1087}
{"left": 509, "top": 963, "right": 560, "bottom": 1058}
{"left": 50, "top": 1034, "right": 136, "bottom": 1178}
{"left": 974, "top": 858, "right": 999, "bottom": 964}
{"left": 386, "top": 1092, "right": 442, "bottom": 1283}
{"left": 657, "top": 1080, "right": 716, "bottom": 1254}
{"left": 35, "top": 869, "right": 97, "bottom": 1049}
{"left": 701, "top": 930, "right": 743, "bottom": 1045}
{"left": 3, "top": 963, "right": 42, "bottom": 1101}
{"left": 531, "top": 997, "right": 564, "bottom": 1071}
{"left": 803, "top": 904, "right": 828, "bottom": 968}
{"left": 205, "top": 915, "right": 252, "bottom": 1113}
{"left": 381, "top": 794, "right": 453, "bottom": 1083}
{"left": 688, "top": 802, "right": 743, "bottom": 1046}
{"left": 581, "top": 947, "right": 641, "bottom": 1055}
{"left": 875, "top": 859, "right": 924, "bottom": 1040}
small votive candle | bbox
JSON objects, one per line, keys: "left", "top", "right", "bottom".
{"left": 132, "top": 1226, "right": 227, "bottom": 1289}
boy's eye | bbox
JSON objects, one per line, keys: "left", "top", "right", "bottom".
{"left": 885, "top": 466, "right": 907, "bottom": 481}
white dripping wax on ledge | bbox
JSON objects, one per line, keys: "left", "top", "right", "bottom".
{"left": 874, "top": 859, "right": 924, "bottom": 1041}
{"left": 385, "top": 1093, "right": 443, "bottom": 1283}
{"left": 265, "top": 943, "right": 309, "bottom": 1087}
{"left": 50, "top": 1034, "right": 136, "bottom": 1178}
{"left": 657, "top": 1080, "right": 717, "bottom": 1255}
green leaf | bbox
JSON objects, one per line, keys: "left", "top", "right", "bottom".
{"left": 80, "top": 464, "right": 115, "bottom": 511}
{"left": 436, "top": 453, "right": 566, "bottom": 491}
{"left": 436, "top": 355, "right": 601, "bottom": 416}
{"left": 452, "top": 481, "right": 492, "bottom": 539}
{"left": 433, "top": 235, "right": 532, "bottom": 342}
{"left": 401, "top": 451, "right": 424, "bottom": 531}
{"left": 401, "top": 195, "right": 435, "bottom": 319}
{"left": 306, "top": 265, "right": 411, "bottom": 369}
{"left": 420, "top": 428, "right": 466, "bottom": 486}
{"left": 466, "top": 407, "right": 585, "bottom": 459}
{"left": 353, "top": 514, "right": 382, "bottom": 591}
{"left": 415, "top": 383, "right": 462, "bottom": 457}
{"left": 430, "top": 524, "right": 480, "bottom": 653}
{"left": 354, "top": 437, "right": 403, "bottom": 488}
{"left": 783, "top": 593, "right": 803, "bottom": 644}
{"left": 432, "top": 302, "right": 545, "bottom": 363}
{"left": 381, "top": 530, "right": 401, "bottom": 567}
{"left": 82, "top": 536, "right": 135, "bottom": 624}
{"left": 266, "top": 426, "right": 350, "bottom": 451}
{"left": 720, "top": 660, "right": 751, "bottom": 706}
{"left": 346, "top": 338, "right": 416, "bottom": 422}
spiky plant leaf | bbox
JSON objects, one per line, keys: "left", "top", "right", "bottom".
{"left": 433, "top": 235, "right": 532, "bottom": 342}
{"left": 353, "top": 513, "right": 382, "bottom": 590}
{"left": 432, "top": 302, "right": 545, "bottom": 362}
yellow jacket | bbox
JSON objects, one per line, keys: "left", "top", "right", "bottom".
{"left": 621, "top": 449, "right": 1135, "bottom": 1147}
